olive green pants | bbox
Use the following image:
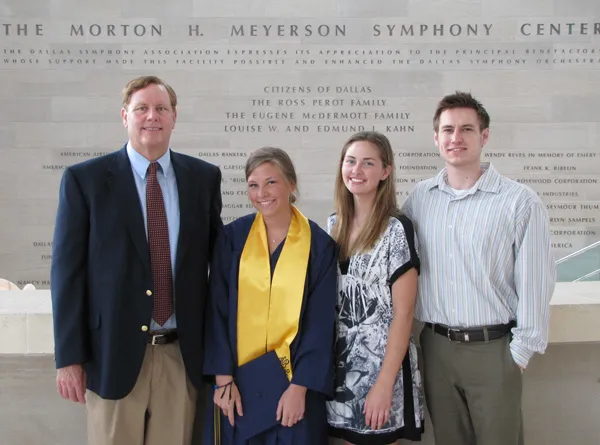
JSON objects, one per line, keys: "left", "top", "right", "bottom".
{"left": 420, "top": 326, "right": 524, "bottom": 445}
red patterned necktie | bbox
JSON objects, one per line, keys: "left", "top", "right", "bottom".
{"left": 146, "top": 162, "right": 173, "bottom": 326}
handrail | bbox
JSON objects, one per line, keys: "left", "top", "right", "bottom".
{"left": 556, "top": 241, "right": 600, "bottom": 265}
{"left": 574, "top": 268, "right": 600, "bottom": 282}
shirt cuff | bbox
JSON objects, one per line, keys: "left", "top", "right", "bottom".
{"left": 509, "top": 341, "right": 535, "bottom": 369}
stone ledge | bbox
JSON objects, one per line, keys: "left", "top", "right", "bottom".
{"left": 0, "top": 283, "right": 599, "bottom": 354}
{"left": 548, "top": 282, "right": 600, "bottom": 343}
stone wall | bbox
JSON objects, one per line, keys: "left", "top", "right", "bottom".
{"left": 1, "top": 0, "right": 599, "bottom": 286}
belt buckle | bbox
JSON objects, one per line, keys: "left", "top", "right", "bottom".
{"left": 151, "top": 334, "right": 164, "bottom": 345}
{"left": 447, "top": 328, "right": 463, "bottom": 343}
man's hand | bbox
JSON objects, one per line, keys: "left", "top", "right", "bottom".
{"left": 56, "top": 364, "right": 86, "bottom": 404}
{"left": 276, "top": 384, "right": 306, "bottom": 427}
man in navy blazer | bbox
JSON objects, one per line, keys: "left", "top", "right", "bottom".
{"left": 50, "top": 75, "right": 222, "bottom": 444}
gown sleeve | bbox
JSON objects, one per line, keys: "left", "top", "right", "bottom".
{"left": 290, "top": 235, "right": 338, "bottom": 398}
{"left": 203, "top": 228, "right": 236, "bottom": 376}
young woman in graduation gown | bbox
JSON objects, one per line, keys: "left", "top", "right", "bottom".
{"left": 203, "top": 147, "right": 338, "bottom": 445}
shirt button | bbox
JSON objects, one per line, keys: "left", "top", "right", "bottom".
{"left": 141, "top": 325, "right": 149, "bottom": 332}
{"left": 146, "top": 290, "right": 152, "bottom": 296}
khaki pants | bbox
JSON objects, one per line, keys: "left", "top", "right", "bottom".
{"left": 86, "top": 342, "right": 197, "bottom": 445}
{"left": 420, "top": 327, "right": 524, "bottom": 445}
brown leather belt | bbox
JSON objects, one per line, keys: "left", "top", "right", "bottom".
{"left": 148, "top": 331, "right": 178, "bottom": 345}
{"left": 425, "top": 321, "right": 515, "bottom": 343}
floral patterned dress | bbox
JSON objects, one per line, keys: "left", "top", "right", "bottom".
{"left": 326, "top": 215, "right": 424, "bottom": 445}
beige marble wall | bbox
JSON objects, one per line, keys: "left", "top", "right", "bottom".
{"left": 1, "top": 0, "right": 600, "bottom": 286}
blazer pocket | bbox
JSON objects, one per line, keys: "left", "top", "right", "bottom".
{"left": 88, "top": 312, "right": 101, "bottom": 330}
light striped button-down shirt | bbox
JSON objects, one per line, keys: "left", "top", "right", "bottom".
{"left": 402, "top": 163, "right": 556, "bottom": 368}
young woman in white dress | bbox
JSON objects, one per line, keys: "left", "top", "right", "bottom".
{"left": 326, "top": 131, "right": 424, "bottom": 445}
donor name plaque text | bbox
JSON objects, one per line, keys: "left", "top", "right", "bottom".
{"left": 2, "top": 5, "right": 599, "bottom": 287}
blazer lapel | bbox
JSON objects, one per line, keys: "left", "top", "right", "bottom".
{"left": 107, "top": 146, "right": 150, "bottom": 271}
{"left": 171, "top": 152, "right": 198, "bottom": 273}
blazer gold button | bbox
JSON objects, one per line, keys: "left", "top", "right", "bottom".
{"left": 146, "top": 290, "right": 152, "bottom": 296}
{"left": 141, "top": 325, "right": 149, "bottom": 332}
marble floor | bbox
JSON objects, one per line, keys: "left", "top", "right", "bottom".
{"left": 0, "top": 355, "right": 85, "bottom": 445}
{"left": 2, "top": 347, "right": 599, "bottom": 445}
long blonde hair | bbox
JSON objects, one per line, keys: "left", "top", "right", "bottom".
{"left": 331, "top": 131, "right": 399, "bottom": 259}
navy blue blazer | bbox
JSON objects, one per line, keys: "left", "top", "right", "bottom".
{"left": 51, "top": 145, "right": 223, "bottom": 400}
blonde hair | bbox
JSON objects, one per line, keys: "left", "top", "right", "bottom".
{"left": 332, "top": 131, "right": 399, "bottom": 259}
{"left": 245, "top": 147, "right": 299, "bottom": 203}
{"left": 122, "top": 76, "right": 177, "bottom": 109}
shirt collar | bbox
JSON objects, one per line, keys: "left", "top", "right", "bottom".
{"left": 126, "top": 142, "right": 172, "bottom": 180}
{"left": 428, "top": 162, "right": 502, "bottom": 194}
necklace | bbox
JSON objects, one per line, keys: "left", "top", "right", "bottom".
{"left": 267, "top": 218, "right": 291, "bottom": 245}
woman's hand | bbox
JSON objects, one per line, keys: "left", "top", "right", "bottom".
{"left": 276, "top": 383, "right": 306, "bottom": 427}
{"left": 213, "top": 375, "right": 243, "bottom": 426}
{"left": 364, "top": 380, "right": 393, "bottom": 430}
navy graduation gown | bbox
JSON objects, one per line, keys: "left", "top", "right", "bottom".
{"left": 203, "top": 214, "right": 338, "bottom": 445}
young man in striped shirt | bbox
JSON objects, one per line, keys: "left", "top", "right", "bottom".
{"left": 402, "top": 91, "right": 556, "bottom": 445}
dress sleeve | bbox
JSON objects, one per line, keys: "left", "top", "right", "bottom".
{"left": 387, "top": 216, "right": 420, "bottom": 286}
